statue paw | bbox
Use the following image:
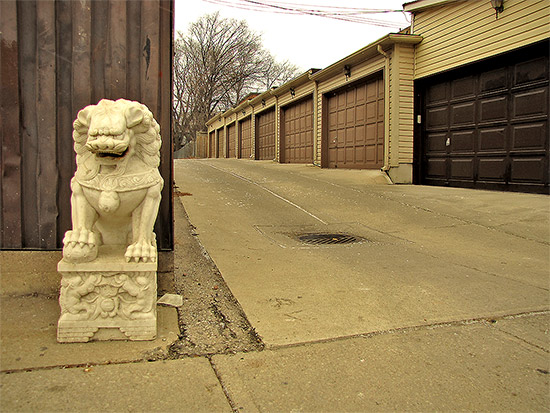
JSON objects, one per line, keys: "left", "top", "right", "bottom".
{"left": 62, "top": 230, "right": 99, "bottom": 262}
{"left": 125, "top": 240, "right": 157, "bottom": 263}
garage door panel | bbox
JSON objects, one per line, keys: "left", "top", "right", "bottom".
{"left": 452, "top": 102, "right": 476, "bottom": 125}
{"left": 451, "top": 76, "right": 475, "bottom": 99}
{"left": 479, "top": 128, "right": 506, "bottom": 151}
{"left": 512, "top": 123, "right": 546, "bottom": 150}
{"left": 355, "top": 125, "right": 365, "bottom": 145}
{"left": 345, "top": 127, "right": 355, "bottom": 144}
{"left": 480, "top": 97, "right": 508, "bottom": 122}
{"left": 450, "top": 130, "right": 475, "bottom": 152}
{"left": 478, "top": 158, "right": 506, "bottom": 180}
{"left": 513, "top": 88, "right": 547, "bottom": 118}
{"left": 356, "top": 85, "right": 366, "bottom": 102}
{"left": 480, "top": 68, "right": 507, "bottom": 92}
{"left": 427, "top": 107, "right": 448, "bottom": 129}
{"left": 366, "top": 146, "right": 376, "bottom": 163}
{"left": 515, "top": 57, "right": 547, "bottom": 86}
{"left": 421, "top": 41, "right": 548, "bottom": 193}
{"left": 426, "top": 158, "right": 446, "bottom": 178}
{"left": 427, "top": 133, "right": 447, "bottom": 152}
{"left": 366, "top": 102, "right": 377, "bottom": 120}
{"left": 227, "top": 124, "right": 236, "bottom": 158}
{"left": 511, "top": 157, "right": 546, "bottom": 182}
{"left": 427, "top": 82, "right": 447, "bottom": 104}
{"left": 450, "top": 158, "right": 474, "bottom": 179}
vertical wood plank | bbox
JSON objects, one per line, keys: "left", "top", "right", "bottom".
{"left": 55, "top": 0, "right": 74, "bottom": 246}
{"left": 18, "top": 0, "right": 39, "bottom": 246}
{"left": 72, "top": 0, "right": 92, "bottom": 116}
{"left": 0, "top": 0, "right": 22, "bottom": 247}
{"left": 91, "top": 0, "right": 107, "bottom": 104}
{"left": 140, "top": 0, "right": 160, "bottom": 118}
{"left": 158, "top": 0, "right": 173, "bottom": 249}
{"left": 126, "top": 0, "right": 142, "bottom": 101}
{"left": 109, "top": 0, "right": 127, "bottom": 98}
{"left": 36, "top": 0, "right": 58, "bottom": 248}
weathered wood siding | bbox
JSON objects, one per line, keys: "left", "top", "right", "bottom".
{"left": 412, "top": 0, "right": 550, "bottom": 79}
{"left": 0, "top": 0, "right": 173, "bottom": 250}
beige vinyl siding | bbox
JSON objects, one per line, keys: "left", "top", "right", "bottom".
{"left": 413, "top": 0, "right": 550, "bottom": 79}
{"left": 390, "top": 43, "right": 415, "bottom": 164}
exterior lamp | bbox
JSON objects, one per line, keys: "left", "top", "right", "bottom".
{"left": 490, "top": 0, "right": 504, "bottom": 18}
{"left": 343, "top": 65, "right": 351, "bottom": 80}
{"left": 261, "top": 99, "right": 266, "bottom": 106}
{"left": 290, "top": 87, "right": 296, "bottom": 97}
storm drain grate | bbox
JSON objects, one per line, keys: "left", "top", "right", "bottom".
{"left": 297, "top": 233, "right": 362, "bottom": 245}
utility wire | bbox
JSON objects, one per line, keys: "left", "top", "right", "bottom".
{"left": 202, "top": 0, "right": 407, "bottom": 27}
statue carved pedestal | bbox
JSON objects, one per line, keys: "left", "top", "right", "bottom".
{"left": 58, "top": 246, "right": 157, "bottom": 342}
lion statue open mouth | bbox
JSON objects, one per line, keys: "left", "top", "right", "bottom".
{"left": 62, "top": 98, "right": 163, "bottom": 263}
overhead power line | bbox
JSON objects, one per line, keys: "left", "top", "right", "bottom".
{"left": 202, "top": 0, "right": 409, "bottom": 27}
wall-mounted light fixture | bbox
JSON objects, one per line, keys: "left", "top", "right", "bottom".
{"left": 490, "top": 0, "right": 504, "bottom": 19}
{"left": 261, "top": 99, "right": 266, "bottom": 106}
{"left": 343, "top": 65, "right": 351, "bottom": 80}
{"left": 241, "top": 110, "right": 246, "bottom": 115}
{"left": 290, "top": 87, "right": 296, "bottom": 97}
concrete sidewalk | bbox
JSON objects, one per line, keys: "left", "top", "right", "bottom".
{"left": 1, "top": 158, "right": 548, "bottom": 412}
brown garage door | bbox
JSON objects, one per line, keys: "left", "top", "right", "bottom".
{"left": 420, "top": 41, "right": 549, "bottom": 193}
{"left": 208, "top": 131, "right": 215, "bottom": 158}
{"left": 227, "top": 123, "right": 236, "bottom": 158}
{"left": 256, "top": 108, "right": 276, "bottom": 160}
{"left": 326, "top": 74, "right": 384, "bottom": 169}
{"left": 282, "top": 96, "right": 314, "bottom": 163}
{"left": 217, "top": 130, "right": 223, "bottom": 158}
{"left": 239, "top": 117, "right": 252, "bottom": 159}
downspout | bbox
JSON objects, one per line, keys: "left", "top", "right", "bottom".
{"left": 377, "top": 44, "right": 391, "bottom": 172}
{"left": 270, "top": 89, "right": 280, "bottom": 163}
{"left": 312, "top": 79, "right": 320, "bottom": 167}
{"left": 248, "top": 100, "right": 255, "bottom": 159}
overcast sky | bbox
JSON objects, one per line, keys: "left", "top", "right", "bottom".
{"left": 174, "top": 0, "right": 411, "bottom": 71}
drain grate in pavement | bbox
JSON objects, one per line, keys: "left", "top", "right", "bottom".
{"left": 297, "top": 233, "right": 363, "bottom": 246}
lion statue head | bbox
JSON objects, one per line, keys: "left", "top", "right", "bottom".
{"left": 72, "top": 98, "right": 161, "bottom": 171}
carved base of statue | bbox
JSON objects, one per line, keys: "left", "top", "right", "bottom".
{"left": 57, "top": 246, "right": 157, "bottom": 342}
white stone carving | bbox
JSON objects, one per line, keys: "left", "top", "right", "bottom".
{"left": 58, "top": 99, "right": 162, "bottom": 342}
{"left": 62, "top": 98, "right": 163, "bottom": 264}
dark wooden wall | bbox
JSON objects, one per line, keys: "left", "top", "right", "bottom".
{"left": 0, "top": 0, "right": 173, "bottom": 250}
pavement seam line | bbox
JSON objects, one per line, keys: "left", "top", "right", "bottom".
{"left": 208, "top": 356, "right": 240, "bottom": 413}
{"left": 0, "top": 358, "right": 149, "bottom": 375}
{"left": 492, "top": 326, "right": 550, "bottom": 353}
{"left": 264, "top": 309, "right": 550, "bottom": 351}
{"left": 204, "top": 162, "right": 328, "bottom": 225}
{"left": 271, "top": 164, "right": 550, "bottom": 246}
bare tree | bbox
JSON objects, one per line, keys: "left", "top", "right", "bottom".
{"left": 173, "top": 12, "right": 300, "bottom": 151}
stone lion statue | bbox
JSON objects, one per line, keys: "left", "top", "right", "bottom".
{"left": 62, "top": 98, "right": 163, "bottom": 263}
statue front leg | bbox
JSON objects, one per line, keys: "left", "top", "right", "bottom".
{"left": 125, "top": 182, "right": 162, "bottom": 263}
{"left": 62, "top": 179, "right": 100, "bottom": 262}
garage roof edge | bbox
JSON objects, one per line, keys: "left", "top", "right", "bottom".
{"left": 270, "top": 69, "right": 321, "bottom": 96}
{"left": 403, "top": 0, "right": 463, "bottom": 12}
{"left": 309, "top": 33, "right": 422, "bottom": 82}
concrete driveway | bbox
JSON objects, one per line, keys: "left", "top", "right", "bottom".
{"left": 174, "top": 158, "right": 549, "bottom": 411}
{"left": 175, "top": 159, "right": 548, "bottom": 345}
